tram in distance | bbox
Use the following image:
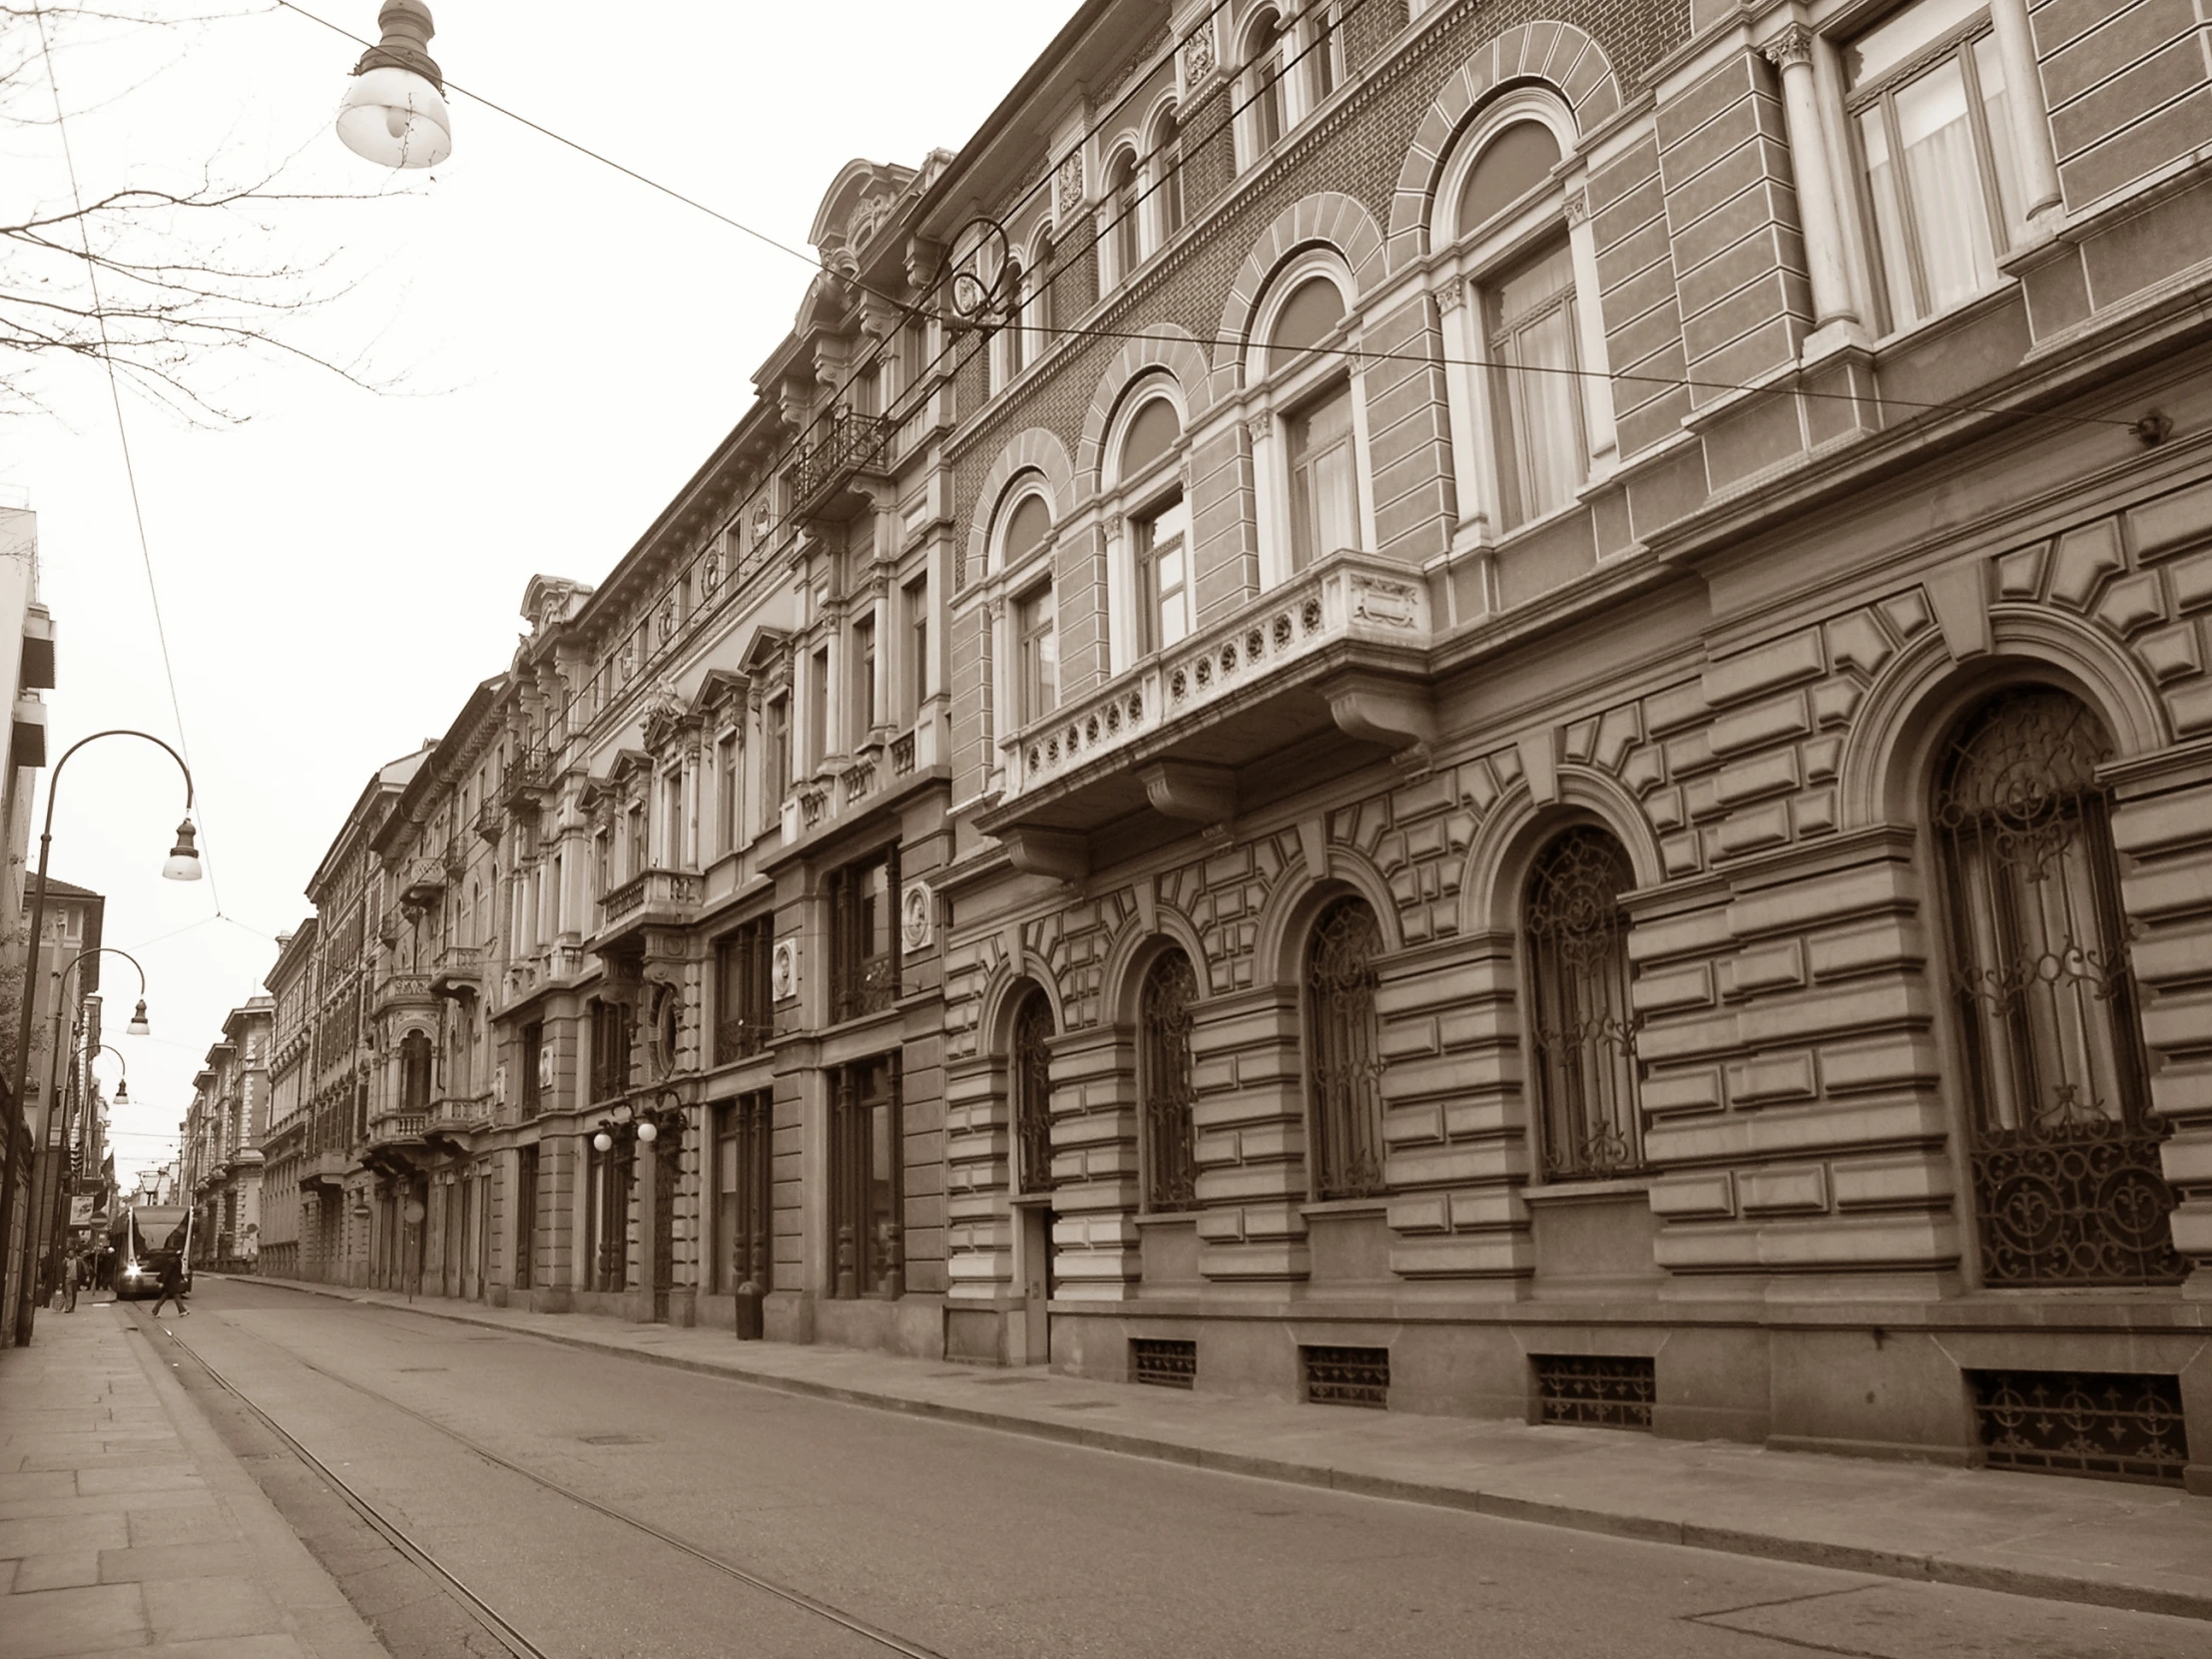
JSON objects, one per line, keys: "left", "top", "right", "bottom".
{"left": 109, "top": 1203, "right": 192, "bottom": 1300}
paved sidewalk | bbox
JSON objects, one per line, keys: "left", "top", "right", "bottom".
{"left": 0, "top": 1298, "right": 387, "bottom": 1659}
{"left": 232, "top": 1273, "right": 2212, "bottom": 1622}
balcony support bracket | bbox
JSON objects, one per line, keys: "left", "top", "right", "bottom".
{"left": 1002, "top": 826, "right": 1088, "bottom": 884}
{"left": 1140, "top": 761, "right": 1235, "bottom": 826}
{"left": 1326, "top": 673, "right": 1435, "bottom": 756}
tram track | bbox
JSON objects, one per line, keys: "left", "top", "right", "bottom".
{"left": 140, "top": 1304, "right": 952, "bottom": 1659}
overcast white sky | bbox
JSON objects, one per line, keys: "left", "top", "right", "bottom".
{"left": 3, "top": 1, "right": 1080, "bottom": 1187}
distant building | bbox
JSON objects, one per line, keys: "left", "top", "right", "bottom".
{"left": 182, "top": 998, "right": 274, "bottom": 1271}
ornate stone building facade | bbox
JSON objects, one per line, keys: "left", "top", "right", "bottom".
{"left": 249, "top": 0, "right": 2212, "bottom": 1484}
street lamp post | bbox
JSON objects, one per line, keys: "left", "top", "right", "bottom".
{"left": 23, "top": 950, "right": 149, "bottom": 1321}
{"left": 1, "top": 730, "right": 200, "bottom": 1347}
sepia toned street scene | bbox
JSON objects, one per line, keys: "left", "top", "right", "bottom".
{"left": 4, "top": 1, "right": 2212, "bottom": 1654}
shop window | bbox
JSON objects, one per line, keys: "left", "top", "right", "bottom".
{"left": 1933, "top": 687, "right": 2182, "bottom": 1287}
{"left": 830, "top": 1053, "right": 901, "bottom": 1298}
{"left": 1846, "top": 0, "right": 2025, "bottom": 329}
{"left": 716, "top": 1091, "right": 774, "bottom": 1294}
{"left": 1305, "top": 896, "right": 1385, "bottom": 1199}
{"left": 1140, "top": 950, "right": 1199, "bottom": 1211}
{"left": 1523, "top": 828, "right": 1642, "bottom": 1179}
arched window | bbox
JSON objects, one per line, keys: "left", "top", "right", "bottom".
{"left": 1002, "top": 256, "right": 1028, "bottom": 379}
{"left": 1024, "top": 233, "right": 1054, "bottom": 348}
{"left": 1257, "top": 269, "right": 1361, "bottom": 577}
{"left": 1523, "top": 828, "right": 1641, "bottom": 1179}
{"left": 1455, "top": 120, "right": 1561, "bottom": 241}
{"left": 1242, "top": 9, "right": 1287, "bottom": 165}
{"left": 1306, "top": 896, "right": 1385, "bottom": 1199}
{"left": 1141, "top": 950, "right": 1198, "bottom": 1210}
{"left": 398, "top": 1030, "right": 433, "bottom": 1116}
{"left": 1106, "top": 148, "right": 1141, "bottom": 287}
{"left": 1149, "top": 106, "right": 1184, "bottom": 244}
{"left": 1013, "top": 989, "right": 1055, "bottom": 1196}
{"left": 1932, "top": 687, "right": 2182, "bottom": 1287}
{"left": 1116, "top": 391, "right": 1190, "bottom": 655}
{"left": 996, "top": 483, "right": 1053, "bottom": 571}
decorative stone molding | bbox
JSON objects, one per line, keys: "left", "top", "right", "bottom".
{"left": 1759, "top": 22, "right": 1814, "bottom": 72}
{"left": 900, "top": 878, "right": 935, "bottom": 951}
{"left": 1056, "top": 151, "right": 1084, "bottom": 218}
{"left": 771, "top": 937, "right": 800, "bottom": 1002}
{"left": 1180, "top": 23, "right": 1215, "bottom": 88}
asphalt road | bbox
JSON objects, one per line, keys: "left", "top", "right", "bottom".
{"left": 121, "top": 1279, "right": 2208, "bottom": 1659}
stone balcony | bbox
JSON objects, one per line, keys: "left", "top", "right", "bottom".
{"left": 372, "top": 972, "right": 435, "bottom": 1016}
{"left": 367, "top": 1111, "right": 427, "bottom": 1148}
{"left": 429, "top": 944, "right": 484, "bottom": 999}
{"left": 976, "top": 551, "right": 1438, "bottom": 875}
{"left": 424, "top": 1094, "right": 493, "bottom": 1145}
{"left": 398, "top": 855, "right": 449, "bottom": 908}
{"left": 588, "top": 868, "right": 702, "bottom": 962}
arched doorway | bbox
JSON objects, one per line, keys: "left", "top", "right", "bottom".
{"left": 1011, "top": 987, "right": 1056, "bottom": 1364}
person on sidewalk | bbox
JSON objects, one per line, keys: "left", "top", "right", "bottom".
{"left": 147, "top": 1257, "right": 189, "bottom": 1319}
{"left": 60, "top": 1251, "right": 79, "bottom": 1313}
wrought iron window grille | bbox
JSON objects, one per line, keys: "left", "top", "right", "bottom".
{"left": 1131, "top": 1338, "right": 1198, "bottom": 1389}
{"left": 1524, "top": 828, "right": 1645, "bottom": 1181}
{"left": 1533, "top": 1354, "right": 1655, "bottom": 1430}
{"left": 1140, "top": 951, "right": 1199, "bottom": 1211}
{"left": 1968, "top": 1369, "right": 2188, "bottom": 1486}
{"left": 1934, "top": 690, "right": 2183, "bottom": 1288}
{"left": 1306, "top": 898, "right": 1387, "bottom": 1201}
{"left": 1012, "top": 993, "right": 1055, "bottom": 1196}
{"left": 1302, "top": 1345, "right": 1389, "bottom": 1408}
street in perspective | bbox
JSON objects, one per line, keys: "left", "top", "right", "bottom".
{"left": 5, "top": 0, "right": 2212, "bottom": 1655}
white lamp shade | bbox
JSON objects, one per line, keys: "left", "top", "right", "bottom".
{"left": 336, "top": 66, "right": 452, "bottom": 169}
{"left": 636, "top": 1120, "right": 657, "bottom": 1143}
{"left": 592, "top": 1131, "right": 613, "bottom": 1153}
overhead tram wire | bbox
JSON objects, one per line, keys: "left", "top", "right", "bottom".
{"left": 277, "top": 0, "right": 2144, "bottom": 760}
{"left": 480, "top": 0, "right": 1389, "bottom": 750}
{"left": 30, "top": 6, "right": 227, "bottom": 915}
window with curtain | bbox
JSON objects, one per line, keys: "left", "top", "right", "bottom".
{"left": 1847, "top": 0, "right": 2024, "bottom": 330}
{"left": 1933, "top": 687, "right": 2182, "bottom": 1287}
{"left": 1244, "top": 10, "right": 1286, "bottom": 160}
{"left": 1017, "top": 583, "right": 1057, "bottom": 724}
{"left": 763, "top": 696, "right": 791, "bottom": 823}
{"left": 1003, "top": 257, "right": 1028, "bottom": 377}
{"left": 1107, "top": 149, "right": 1141, "bottom": 285}
{"left": 904, "top": 575, "right": 930, "bottom": 719}
{"left": 1140, "top": 950, "right": 1198, "bottom": 1211}
{"left": 1310, "top": 3, "right": 1341, "bottom": 102}
{"left": 1485, "top": 239, "right": 1585, "bottom": 530}
{"left": 1523, "top": 828, "right": 1642, "bottom": 1179}
{"left": 1288, "top": 382, "right": 1359, "bottom": 570}
{"left": 1012, "top": 989, "right": 1055, "bottom": 1196}
{"left": 1306, "top": 896, "right": 1385, "bottom": 1199}
{"left": 852, "top": 613, "right": 878, "bottom": 739}
{"left": 1136, "top": 494, "right": 1192, "bottom": 653}
{"left": 1151, "top": 108, "right": 1183, "bottom": 242}
{"left": 716, "top": 731, "right": 738, "bottom": 855}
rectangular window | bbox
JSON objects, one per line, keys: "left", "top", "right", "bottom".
{"left": 715, "top": 1091, "right": 774, "bottom": 1295}
{"left": 661, "top": 772, "right": 684, "bottom": 868}
{"left": 1136, "top": 495, "right": 1192, "bottom": 653}
{"left": 715, "top": 916, "right": 774, "bottom": 1063}
{"left": 852, "top": 614, "right": 877, "bottom": 740}
{"left": 1017, "top": 584, "right": 1057, "bottom": 724}
{"left": 716, "top": 733, "right": 739, "bottom": 855}
{"left": 626, "top": 805, "right": 647, "bottom": 877}
{"left": 1485, "top": 240, "right": 1585, "bottom": 531}
{"left": 809, "top": 647, "right": 830, "bottom": 766}
{"left": 521, "top": 1019, "right": 544, "bottom": 1117}
{"left": 904, "top": 576, "right": 929, "bottom": 718}
{"left": 1848, "top": 3, "right": 2023, "bottom": 330}
{"left": 830, "top": 843, "right": 899, "bottom": 1023}
{"left": 830, "top": 1054, "right": 901, "bottom": 1298}
{"left": 589, "top": 999, "right": 630, "bottom": 1102}
{"left": 1287, "top": 383, "right": 1359, "bottom": 570}
{"left": 764, "top": 696, "right": 791, "bottom": 822}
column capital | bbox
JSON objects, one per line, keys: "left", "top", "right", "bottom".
{"left": 1761, "top": 23, "right": 1815, "bottom": 72}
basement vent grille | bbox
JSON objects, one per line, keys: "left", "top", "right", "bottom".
{"left": 1302, "top": 1345, "right": 1388, "bottom": 1408}
{"left": 1131, "top": 1339, "right": 1197, "bottom": 1389}
{"left": 1533, "top": 1355, "right": 1655, "bottom": 1430}
{"left": 1968, "top": 1370, "right": 2187, "bottom": 1487}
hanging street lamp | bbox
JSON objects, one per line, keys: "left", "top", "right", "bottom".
{"left": 334, "top": 2, "right": 451, "bottom": 170}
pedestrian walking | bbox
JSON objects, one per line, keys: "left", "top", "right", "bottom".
{"left": 60, "top": 1252, "right": 79, "bottom": 1313}
{"left": 146, "top": 1258, "right": 189, "bottom": 1318}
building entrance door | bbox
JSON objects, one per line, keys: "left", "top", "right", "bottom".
{"left": 650, "top": 1141, "right": 677, "bottom": 1323}
{"left": 513, "top": 1146, "right": 537, "bottom": 1291}
{"left": 1018, "top": 1203, "right": 1053, "bottom": 1365}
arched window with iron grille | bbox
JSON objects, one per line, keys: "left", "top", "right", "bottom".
{"left": 1933, "top": 687, "right": 2182, "bottom": 1287}
{"left": 1140, "top": 950, "right": 1199, "bottom": 1210}
{"left": 1523, "top": 828, "right": 1642, "bottom": 1179}
{"left": 1305, "top": 897, "right": 1385, "bottom": 1199}
{"left": 1012, "top": 989, "right": 1055, "bottom": 1197}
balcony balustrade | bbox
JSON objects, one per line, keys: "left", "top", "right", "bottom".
{"left": 979, "top": 552, "right": 1437, "bottom": 870}
{"left": 367, "top": 1111, "right": 427, "bottom": 1147}
{"left": 503, "top": 746, "right": 555, "bottom": 808}
{"left": 372, "top": 972, "right": 435, "bottom": 1015}
{"left": 426, "top": 1095, "right": 493, "bottom": 1140}
{"left": 429, "top": 943, "right": 484, "bottom": 999}
{"left": 589, "top": 867, "right": 702, "bottom": 961}
{"left": 399, "top": 854, "right": 450, "bottom": 908}
{"left": 793, "top": 406, "right": 890, "bottom": 521}
{"left": 474, "top": 796, "right": 504, "bottom": 842}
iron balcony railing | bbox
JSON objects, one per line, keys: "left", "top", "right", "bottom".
{"left": 793, "top": 406, "right": 891, "bottom": 515}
